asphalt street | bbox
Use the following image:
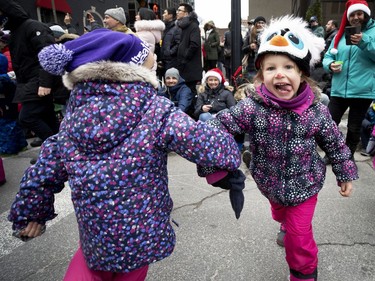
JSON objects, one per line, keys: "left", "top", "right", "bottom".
{"left": 0, "top": 133, "right": 374, "bottom": 281}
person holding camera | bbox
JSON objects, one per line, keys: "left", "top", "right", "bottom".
{"left": 322, "top": 0, "right": 375, "bottom": 163}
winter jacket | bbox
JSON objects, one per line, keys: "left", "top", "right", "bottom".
{"left": 134, "top": 19, "right": 165, "bottom": 53}
{"left": 160, "top": 20, "right": 181, "bottom": 70}
{"left": 176, "top": 13, "right": 203, "bottom": 82}
{"left": 323, "top": 18, "right": 375, "bottom": 100}
{"left": 157, "top": 77, "right": 192, "bottom": 113}
{"left": 203, "top": 28, "right": 220, "bottom": 61}
{"left": 200, "top": 84, "right": 358, "bottom": 206}
{"left": 0, "top": 0, "right": 57, "bottom": 103}
{"left": 8, "top": 61, "right": 241, "bottom": 272}
{"left": 194, "top": 84, "right": 236, "bottom": 119}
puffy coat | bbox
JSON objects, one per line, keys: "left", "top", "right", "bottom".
{"left": 201, "top": 84, "right": 358, "bottom": 206}
{"left": 194, "top": 84, "right": 236, "bottom": 119}
{"left": 323, "top": 18, "right": 375, "bottom": 100}
{"left": 134, "top": 19, "right": 165, "bottom": 53}
{"left": 8, "top": 61, "right": 241, "bottom": 272}
{"left": 157, "top": 77, "right": 192, "bottom": 113}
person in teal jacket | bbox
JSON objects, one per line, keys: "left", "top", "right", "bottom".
{"left": 322, "top": 0, "right": 375, "bottom": 161}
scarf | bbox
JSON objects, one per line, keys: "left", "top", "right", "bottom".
{"left": 257, "top": 82, "right": 314, "bottom": 115}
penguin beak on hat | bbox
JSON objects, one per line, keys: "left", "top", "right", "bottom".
{"left": 270, "top": 35, "right": 289, "bottom": 47}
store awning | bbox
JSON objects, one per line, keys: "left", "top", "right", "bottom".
{"left": 35, "top": 0, "right": 72, "bottom": 13}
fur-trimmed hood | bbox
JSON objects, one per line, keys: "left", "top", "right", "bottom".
{"left": 62, "top": 61, "right": 159, "bottom": 90}
{"left": 134, "top": 19, "right": 165, "bottom": 33}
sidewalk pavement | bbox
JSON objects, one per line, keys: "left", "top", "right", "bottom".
{"left": 0, "top": 141, "right": 374, "bottom": 281}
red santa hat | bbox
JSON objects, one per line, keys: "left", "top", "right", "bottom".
{"left": 330, "top": 0, "right": 371, "bottom": 55}
{"left": 202, "top": 68, "right": 229, "bottom": 86}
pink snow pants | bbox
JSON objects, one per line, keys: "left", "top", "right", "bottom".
{"left": 63, "top": 246, "right": 148, "bottom": 281}
{"left": 270, "top": 194, "right": 318, "bottom": 276}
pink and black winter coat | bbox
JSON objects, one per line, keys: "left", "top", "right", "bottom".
{"left": 8, "top": 61, "right": 241, "bottom": 272}
{"left": 201, "top": 84, "right": 358, "bottom": 206}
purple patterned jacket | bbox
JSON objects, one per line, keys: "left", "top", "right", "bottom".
{"left": 203, "top": 84, "right": 358, "bottom": 206}
{"left": 8, "top": 62, "right": 240, "bottom": 272}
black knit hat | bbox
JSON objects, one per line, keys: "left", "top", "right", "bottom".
{"left": 253, "top": 16, "right": 266, "bottom": 24}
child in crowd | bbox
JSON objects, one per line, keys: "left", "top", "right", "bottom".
{"left": 8, "top": 29, "right": 244, "bottom": 281}
{"left": 194, "top": 68, "right": 235, "bottom": 121}
{"left": 201, "top": 16, "right": 358, "bottom": 281}
{"left": 360, "top": 101, "right": 375, "bottom": 156}
{"left": 157, "top": 67, "right": 193, "bottom": 113}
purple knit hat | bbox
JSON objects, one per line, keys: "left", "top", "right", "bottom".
{"left": 38, "top": 29, "right": 150, "bottom": 76}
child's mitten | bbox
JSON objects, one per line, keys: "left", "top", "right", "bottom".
{"left": 212, "top": 170, "right": 246, "bottom": 219}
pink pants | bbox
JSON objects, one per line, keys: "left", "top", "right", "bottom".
{"left": 63, "top": 246, "right": 148, "bottom": 281}
{"left": 270, "top": 194, "right": 318, "bottom": 276}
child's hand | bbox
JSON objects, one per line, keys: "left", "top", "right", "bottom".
{"left": 339, "top": 181, "right": 353, "bottom": 197}
{"left": 20, "top": 222, "right": 45, "bottom": 238}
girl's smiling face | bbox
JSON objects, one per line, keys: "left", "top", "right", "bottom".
{"left": 207, "top": 76, "right": 220, "bottom": 89}
{"left": 261, "top": 54, "right": 302, "bottom": 100}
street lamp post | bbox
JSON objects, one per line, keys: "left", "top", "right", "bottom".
{"left": 231, "top": 0, "right": 242, "bottom": 85}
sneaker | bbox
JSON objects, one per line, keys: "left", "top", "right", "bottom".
{"left": 276, "top": 225, "right": 286, "bottom": 247}
{"left": 242, "top": 150, "right": 251, "bottom": 168}
{"left": 30, "top": 137, "right": 43, "bottom": 147}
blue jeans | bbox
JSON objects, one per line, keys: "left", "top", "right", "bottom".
{"left": 199, "top": 112, "right": 214, "bottom": 122}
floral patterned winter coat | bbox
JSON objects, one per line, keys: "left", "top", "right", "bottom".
{"left": 204, "top": 84, "right": 358, "bottom": 206}
{"left": 8, "top": 62, "right": 241, "bottom": 272}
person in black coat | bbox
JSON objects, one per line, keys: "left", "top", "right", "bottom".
{"left": 175, "top": 3, "right": 203, "bottom": 97}
{"left": 159, "top": 8, "right": 181, "bottom": 80}
{"left": 0, "top": 0, "right": 59, "bottom": 147}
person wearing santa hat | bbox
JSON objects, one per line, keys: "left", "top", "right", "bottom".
{"left": 193, "top": 68, "right": 236, "bottom": 121}
{"left": 323, "top": 0, "right": 375, "bottom": 162}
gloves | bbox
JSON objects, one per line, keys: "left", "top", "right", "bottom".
{"left": 212, "top": 170, "right": 246, "bottom": 219}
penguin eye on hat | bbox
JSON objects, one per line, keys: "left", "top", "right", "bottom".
{"left": 286, "top": 31, "right": 304, "bottom": 50}
{"left": 266, "top": 32, "right": 278, "bottom": 41}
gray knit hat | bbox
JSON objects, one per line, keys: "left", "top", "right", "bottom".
{"left": 165, "top": 67, "right": 180, "bottom": 80}
{"left": 105, "top": 7, "right": 126, "bottom": 25}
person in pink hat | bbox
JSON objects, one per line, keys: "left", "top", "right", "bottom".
{"left": 323, "top": 0, "right": 375, "bottom": 163}
{"left": 194, "top": 68, "right": 235, "bottom": 121}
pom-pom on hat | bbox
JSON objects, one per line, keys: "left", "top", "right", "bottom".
{"left": 202, "top": 68, "right": 229, "bottom": 86}
{"left": 330, "top": 0, "right": 370, "bottom": 55}
{"left": 255, "top": 15, "right": 325, "bottom": 76}
{"left": 38, "top": 29, "right": 150, "bottom": 76}
{"left": 105, "top": 7, "right": 126, "bottom": 25}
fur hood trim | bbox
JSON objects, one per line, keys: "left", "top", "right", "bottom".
{"left": 62, "top": 61, "right": 159, "bottom": 90}
{"left": 134, "top": 19, "right": 165, "bottom": 32}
